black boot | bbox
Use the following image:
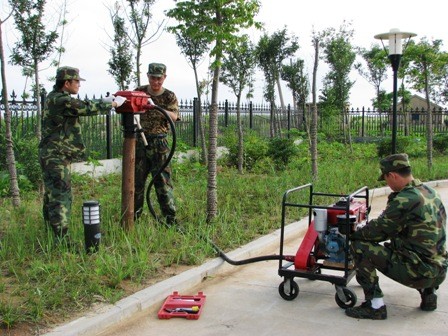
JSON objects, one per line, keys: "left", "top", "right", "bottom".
{"left": 165, "top": 215, "right": 178, "bottom": 228}
{"left": 419, "top": 288, "right": 437, "bottom": 311}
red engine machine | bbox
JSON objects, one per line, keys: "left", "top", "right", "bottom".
{"left": 110, "top": 90, "right": 176, "bottom": 230}
{"left": 110, "top": 90, "right": 156, "bottom": 230}
{"left": 114, "top": 90, "right": 154, "bottom": 114}
{"left": 277, "top": 184, "right": 369, "bottom": 308}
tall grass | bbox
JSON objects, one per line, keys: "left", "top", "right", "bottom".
{"left": 1, "top": 141, "right": 448, "bottom": 332}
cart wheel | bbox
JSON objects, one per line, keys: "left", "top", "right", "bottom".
{"left": 335, "top": 287, "right": 357, "bottom": 309}
{"left": 278, "top": 278, "right": 299, "bottom": 301}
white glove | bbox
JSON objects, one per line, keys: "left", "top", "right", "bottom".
{"left": 114, "top": 95, "right": 126, "bottom": 107}
{"left": 102, "top": 95, "right": 114, "bottom": 103}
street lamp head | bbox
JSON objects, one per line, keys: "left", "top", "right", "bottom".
{"left": 374, "top": 28, "right": 417, "bottom": 55}
{"left": 374, "top": 29, "right": 416, "bottom": 155}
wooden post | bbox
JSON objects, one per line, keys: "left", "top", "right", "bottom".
{"left": 121, "top": 113, "right": 136, "bottom": 230}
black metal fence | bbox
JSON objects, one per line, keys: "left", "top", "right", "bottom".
{"left": 1, "top": 90, "right": 448, "bottom": 160}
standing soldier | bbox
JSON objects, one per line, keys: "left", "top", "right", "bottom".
{"left": 39, "top": 66, "right": 125, "bottom": 244}
{"left": 134, "top": 63, "right": 179, "bottom": 227}
{"left": 346, "top": 153, "right": 447, "bottom": 320}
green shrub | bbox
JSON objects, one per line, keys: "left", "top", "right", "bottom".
{"left": 267, "top": 137, "right": 298, "bottom": 169}
{"left": 0, "top": 133, "right": 41, "bottom": 187}
{"left": 0, "top": 171, "right": 33, "bottom": 197}
{"left": 376, "top": 136, "right": 425, "bottom": 158}
{"left": 221, "top": 127, "right": 268, "bottom": 170}
{"left": 433, "top": 134, "right": 448, "bottom": 154}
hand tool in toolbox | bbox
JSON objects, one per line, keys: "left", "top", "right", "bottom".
{"left": 158, "top": 291, "right": 206, "bottom": 320}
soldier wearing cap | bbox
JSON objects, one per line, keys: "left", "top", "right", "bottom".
{"left": 346, "top": 153, "right": 447, "bottom": 320}
{"left": 134, "top": 63, "right": 179, "bottom": 227}
{"left": 39, "top": 66, "right": 125, "bottom": 245}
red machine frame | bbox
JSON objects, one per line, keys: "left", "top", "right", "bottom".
{"left": 277, "top": 184, "right": 369, "bottom": 308}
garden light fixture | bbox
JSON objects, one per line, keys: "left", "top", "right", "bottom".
{"left": 374, "top": 28, "right": 416, "bottom": 154}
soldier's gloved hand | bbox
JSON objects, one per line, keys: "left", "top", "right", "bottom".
{"left": 102, "top": 95, "right": 114, "bottom": 103}
{"left": 114, "top": 96, "right": 126, "bottom": 107}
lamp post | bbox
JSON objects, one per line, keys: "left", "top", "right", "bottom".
{"left": 374, "top": 28, "right": 416, "bottom": 154}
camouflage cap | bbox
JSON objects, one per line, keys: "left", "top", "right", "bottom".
{"left": 378, "top": 153, "right": 411, "bottom": 181}
{"left": 147, "top": 63, "right": 166, "bottom": 77}
{"left": 56, "top": 66, "right": 85, "bottom": 81}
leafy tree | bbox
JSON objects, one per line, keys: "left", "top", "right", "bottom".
{"left": 310, "top": 29, "right": 325, "bottom": 179}
{"left": 0, "top": 4, "right": 20, "bottom": 206}
{"left": 256, "top": 28, "right": 299, "bottom": 137}
{"left": 118, "top": 0, "right": 164, "bottom": 86}
{"left": 355, "top": 44, "right": 389, "bottom": 111}
{"left": 281, "top": 58, "right": 309, "bottom": 130}
{"left": 167, "top": 0, "right": 261, "bottom": 223}
{"left": 405, "top": 38, "right": 448, "bottom": 168}
{"left": 108, "top": 2, "right": 134, "bottom": 90}
{"left": 220, "top": 35, "right": 256, "bottom": 173}
{"left": 320, "top": 22, "right": 356, "bottom": 146}
{"left": 9, "top": 0, "right": 59, "bottom": 139}
{"left": 169, "top": 26, "right": 210, "bottom": 165}
{"left": 320, "top": 21, "right": 356, "bottom": 112}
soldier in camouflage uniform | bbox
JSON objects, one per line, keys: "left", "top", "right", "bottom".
{"left": 39, "top": 66, "right": 125, "bottom": 241}
{"left": 134, "top": 63, "right": 179, "bottom": 227}
{"left": 346, "top": 153, "right": 447, "bottom": 320}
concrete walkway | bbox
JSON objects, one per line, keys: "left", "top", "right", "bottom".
{"left": 44, "top": 181, "right": 448, "bottom": 336}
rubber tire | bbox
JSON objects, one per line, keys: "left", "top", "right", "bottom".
{"left": 335, "top": 287, "right": 357, "bottom": 309}
{"left": 278, "top": 279, "right": 299, "bottom": 301}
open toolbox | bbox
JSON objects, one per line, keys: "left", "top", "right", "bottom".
{"left": 157, "top": 291, "right": 206, "bottom": 320}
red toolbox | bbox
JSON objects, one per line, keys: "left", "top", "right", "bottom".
{"left": 157, "top": 291, "right": 206, "bottom": 320}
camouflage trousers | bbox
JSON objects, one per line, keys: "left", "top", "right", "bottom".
{"left": 39, "top": 148, "right": 72, "bottom": 236}
{"left": 351, "top": 240, "right": 446, "bottom": 300}
{"left": 134, "top": 137, "right": 176, "bottom": 222}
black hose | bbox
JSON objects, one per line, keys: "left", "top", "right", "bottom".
{"left": 202, "top": 233, "right": 288, "bottom": 266}
{"left": 143, "top": 108, "right": 288, "bottom": 266}
{"left": 145, "top": 105, "right": 177, "bottom": 222}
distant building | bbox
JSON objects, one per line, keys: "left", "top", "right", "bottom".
{"left": 402, "top": 94, "right": 444, "bottom": 110}
{"left": 400, "top": 94, "right": 446, "bottom": 125}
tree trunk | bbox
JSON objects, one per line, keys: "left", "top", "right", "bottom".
{"left": 34, "top": 59, "right": 42, "bottom": 139}
{"left": 0, "top": 20, "right": 21, "bottom": 207}
{"left": 424, "top": 64, "right": 433, "bottom": 169}
{"left": 311, "top": 38, "right": 319, "bottom": 179}
{"left": 269, "top": 101, "right": 275, "bottom": 138}
{"left": 276, "top": 75, "right": 286, "bottom": 126}
{"left": 206, "top": 64, "right": 220, "bottom": 223}
{"left": 236, "top": 92, "right": 243, "bottom": 174}
{"left": 135, "top": 46, "right": 141, "bottom": 86}
{"left": 193, "top": 66, "right": 208, "bottom": 165}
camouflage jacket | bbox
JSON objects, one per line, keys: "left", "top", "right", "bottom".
{"left": 351, "top": 179, "right": 448, "bottom": 269}
{"left": 39, "top": 89, "right": 113, "bottom": 160}
{"left": 134, "top": 85, "right": 179, "bottom": 134}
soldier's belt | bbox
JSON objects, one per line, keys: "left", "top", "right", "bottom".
{"left": 145, "top": 134, "right": 167, "bottom": 139}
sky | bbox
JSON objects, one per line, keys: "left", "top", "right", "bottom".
{"left": 1, "top": 0, "right": 447, "bottom": 108}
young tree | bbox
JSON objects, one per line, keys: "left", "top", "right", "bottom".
{"left": 310, "top": 29, "right": 325, "bottom": 179}
{"left": 167, "top": 0, "right": 261, "bottom": 223}
{"left": 320, "top": 22, "right": 356, "bottom": 110}
{"left": 281, "top": 58, "right": 309, "bottom": 129}
{"left": 108, "top": 2, "right": 134, "bottom": 90}
{"left": 256, "top": 28, "right": 299, "bottom": 137}
{"left": 9, "top": 0, "right": 59, "bottom": 139}
{"left": 257, "top": 32, "right": 277, "bottom": 137}
{"left": 355, "top": 45, "right": 389, "bottom": 111}
{"left": 320, "top": 22, "right": 356, "bottom": 145}
{"left": 169, "top": 29, "right": 210, "bottom": 165}
{"left": 120, "top": 0, "right": 164, "bottom": 86}
{"left": 405, "top": 38, "right": 448, "bottom": 169}
{"left": 0, "top": 4, "right": 21, "bottom": 207}
{"left": 220, "top": 35, "right": 256, "bottom": 173}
